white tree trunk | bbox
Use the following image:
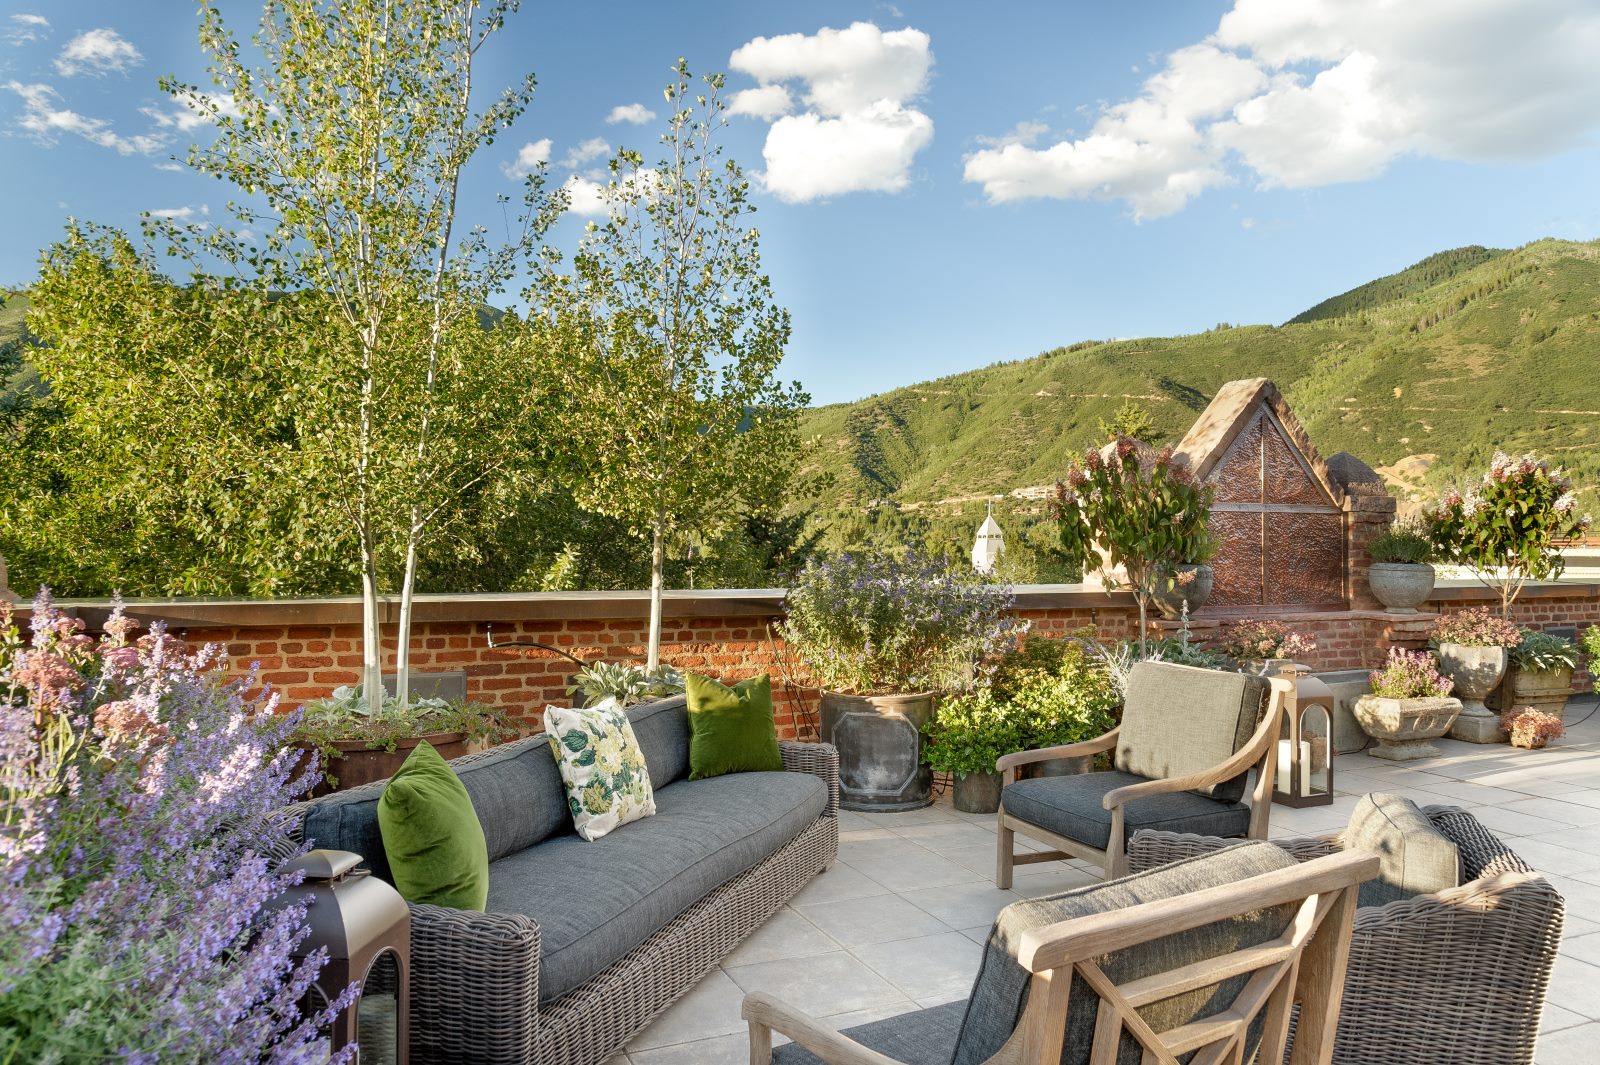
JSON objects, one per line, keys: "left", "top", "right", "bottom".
{"left": 395, "top": 530, "right": 420, "bottom": 710}
{"left": 648, "top": 522, "right": 665, "bottom": 672}
{"left": 360, "top": 536, "right": 384, "bottom": 716}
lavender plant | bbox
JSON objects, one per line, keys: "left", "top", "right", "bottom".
{"left": 782, "top": 550, "right": 1023, "bottom": 695}
{"left": 1, "top": 591, "right": 350, "bottom": 1063}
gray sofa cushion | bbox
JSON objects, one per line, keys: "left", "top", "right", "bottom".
{"left": 629, "top": 695, "right": 692, "bottom": 790}
{"left": 1114, "top": 662, "right": 1270, "bottom": 803}
{"left": 486, "top": 769, "right": 827, "bottom": 1003}
{"left": 772, "top": 1000, "right": 967, "bottom": 1065}
{"left": 1346, "top": 793, "right": 1463, "bottom": 907}
{"left": 951, "top": 841, "right": 1299, "bottom": 1065}
{"left": 1003, "top": 770, "right": 1252, "bottom": 851}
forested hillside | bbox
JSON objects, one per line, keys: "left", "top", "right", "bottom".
{"left": 799, "top": 238, "right": 1600, "bottom": 575}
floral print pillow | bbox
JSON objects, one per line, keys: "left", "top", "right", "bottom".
{"left": 543, "top": 700, "right": 656, "bottom": 841}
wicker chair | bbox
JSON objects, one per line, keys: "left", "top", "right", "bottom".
{"left": 996, "top": 661, "right": 1291, "bottom": 881}
{"left": 746, "top": 844, "right": 1379, "bottom": 1065}
{"left": 1127, "top": 807, "right": 1566, "bottom": 1065}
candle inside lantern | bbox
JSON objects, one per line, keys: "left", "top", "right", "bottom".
{"left": 1277, "top": 739, "right": 1312, "bottom": 798}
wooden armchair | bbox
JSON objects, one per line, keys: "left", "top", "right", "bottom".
{"left": 996, "top": 662, "right": 1291, "bottom": 882}
{"left": 744, "top": 844, "right": 1378, "bottom": 1065}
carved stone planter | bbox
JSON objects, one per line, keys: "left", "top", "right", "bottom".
{"left": 819, "top": 690, "right": 935, "bottom": 811}
{"left": 1353, "top": 695, "right": 1463, "bottom": 761}
{"left": 1367, "top": 562, "right": 1435, "bottom": 613}
{"left": 1152, "top": 564, "right": 1215, "bottom": 620}
{"left": 1498, "top": 665, "right": 1576, "bottom": 721}
{"left": 1437, "top": 643, "right": 1508, "bottom": 743}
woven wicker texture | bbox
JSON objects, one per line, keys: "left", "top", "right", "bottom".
{"left": 284, "top": 738, "right": 840, "bottom": 1065}
{"left": 1127, "top": 805, "right": 1565, "bottom": 1065}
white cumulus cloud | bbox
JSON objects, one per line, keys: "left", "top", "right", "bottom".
{"left": 605, "top": 102, "right": 655, "bottom": 125}
{"left": 54, "top": 27, "right": 142, "bottom": 76}
{"left": 147, "top": 204, "right": 209, "bottom": 221}
{"left": 501, "top": 137, "right": 552, "bottom": 179}
{"left": 728, "top": 21, "right": 935, "bottom": 203}
{"left": 142, "top": 92, "right": 242, "bottom": 133}
{"left": 6, "top": 13, "right": 49, "bottom": 46}
{"left": 561, "top": 174, "right": 611, "bottom": 216}
{"left": 5, "top": 80, "right": 166, "bottom": 155}
{"left": 561, "top": 136, "right": 610, "bottom": 169}
{"left": 965, "top": 0, "right": 1600, "bottom": 219}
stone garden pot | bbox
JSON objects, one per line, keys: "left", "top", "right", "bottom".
{"left": 819, "top": 690, "right": 935, "bottom": 812}
{"left": 1367, "top": 562, "right": 1435, "bottom": 613}
{"left": 952, "top": 771, "right": 1002, "bottom": 814}
{"left": 1493, "top": 665, "right": 1576, "bottom": 720}
{"left": 307, "top": 730, "right": 469, "bottom": 796}
{"left": 1436, "top": 643, "right": 1508, "bottom": 743}
{"left": 1353, "top": 695, "right": 1463, "bottom": 761}
{"left": 1152, "top": 564, "right": 1215, "bottom": 620}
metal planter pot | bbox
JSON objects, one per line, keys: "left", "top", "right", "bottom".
{"left": 952, "top": 771, "right": 1002, "bottom": 814}
{"left": 819, "top": 690, "right": 935, "bottom": 812}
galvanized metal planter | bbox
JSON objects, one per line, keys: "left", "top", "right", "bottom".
{"left": 819, "top": 690, "right": 934, "bottom": 811}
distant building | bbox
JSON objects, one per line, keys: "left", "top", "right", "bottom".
{"left": 971, "top": 503, "right": 1005, "bottom": 574}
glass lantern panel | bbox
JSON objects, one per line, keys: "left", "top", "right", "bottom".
{"left": 359, "top": 950, "right": 402, "bottom": 1065}
{"left": 1301, "top": 705, "right": 1332, "bottom": 797}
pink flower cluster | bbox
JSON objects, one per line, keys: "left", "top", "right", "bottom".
{"left": 1368, "top": 647, "right": 1454, "bottom": 700}
{"left": 1500, "top": 705, "right": 1565, "bottom": 746}
{"left": 1431, "top": 606, "right": 1521, "bottom": 648}
{"left": 1218, "top": 618, "right": 1317, "bottom": 662}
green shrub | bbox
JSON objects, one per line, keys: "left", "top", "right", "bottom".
{"left": 1510, "top": 629, "right": 1579, "bottom": 672}
{"left": 1366, "top": 521, "right": 1435, "bottom": 564}
{"left": 921, "top": 688, "right": 1022, "bottom": 776}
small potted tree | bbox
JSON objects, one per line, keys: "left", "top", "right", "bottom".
{"left": 1429, "top": 607, "right": 1521, "bottom": 743}
{"left": 783, "top": 550, "right": 1021, "bottom": 811}
{"left": 1053, "top": 439, "right": 1215, "bottom": 655}
{"left": 1497, "top": 630, "right": 1579, "bottom": 720}
{"left": 1353, "top": 647, "right": 1461, "bottom": 760}
{"left": 922, "top": 688, "right": 1021, "bottom": 813}
{"left": 1365, "top": 520, "right": 1436, "bottom": 612}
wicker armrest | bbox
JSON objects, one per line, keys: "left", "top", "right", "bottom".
{"left": 406, "top": 902, "right": 542, "bottom": 1061}
{"left": 1126, "top": 829, "right": 1340, "bottom": 874}
{"left": 780, "top": 741, "right": 840, "bottom": 818}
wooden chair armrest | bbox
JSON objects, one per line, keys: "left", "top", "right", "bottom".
{"left": 742, "top": 992, "right": 908, "bottom": 1065}
{"left": 996, "top": 728, "right": 1118, "bottom": 775}
{"left": 1102, "top": 678, "right": 1288, "bottom": 811}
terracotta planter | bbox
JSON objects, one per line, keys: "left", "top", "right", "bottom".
{"left": 1152, "top": 564, "right": 1215, "bottom": 620}
{"left": 1367, "top": 562, "right": 1435, "bottom": 613}
{"left": 1353, "top": 695, "right": 1462, "bottom": 761}
{"left": 307, "top": 731, "right": 469, "bottom": 796}
{"left": 1437, "top": 643, "right": 1508, "bottom": 743}
{"left": 952, "top": 771, "right": 1002, "bottom": 814}
{"left": 819, "top": 690, "right": 935, "bottom": 812}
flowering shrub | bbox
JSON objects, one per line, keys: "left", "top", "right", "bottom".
{"left": 1217, "top": 618, "right": 1317, "bottom": 665}
{"left": 1431, "top": 606, "right": 1521, "bottom": 648}
{"left": 1368, "top": 648, "right": 1454, "bottom": 699}
{"left": 0, "top": 592, "right": 349, "bottom": 1064}
{"left": 782, "top": 550, "right": 1023, "bottom": 694}
{"left": 1053, "top": 438, "right": 1215, "bottom": 655}
{"left": 1500, "top": 706, "right": 1565, "bottom": 749}
{"left": 1426, "top": 452, "right": 1592, "bottom": 616}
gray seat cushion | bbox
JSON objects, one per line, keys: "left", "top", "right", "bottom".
{"left": 1003, "top": 771, "right": 1252, "bottom": 851}
{"left": 486, "top": 769, "right": 827, "bottom": 1003}
{"left": 1346, "top": 793, "right": 1463, "bottom": 907}
{"left": 1115, "top": 662, "right": 1270, "bottom": 803}
{"left": 772, "top": 1000, "right": 967, "bottom": 1065}
{"left": 951, "top": 841, "right": 1300, "bottom": 1065}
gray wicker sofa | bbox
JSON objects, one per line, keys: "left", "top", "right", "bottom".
{"left": 1128, "top": 805, "right": 1565, "bottom": 1065}
{"left": 285, "top": 695, "right": 840, "bottom": 1065}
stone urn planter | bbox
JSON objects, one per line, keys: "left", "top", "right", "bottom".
{"left": 819, "top": 691, "right": 935, "bottom": 812}
{"left": 307, "top": 730, "right": 469, "bottom": 796}
{"left": 1436, "top": 644, "right": 1509, "bottom": 743}
{"left": 1353, "top": 695, "right": 1463, "bottom": 761}
{"left": 1152, "top": 564, "right": 1214, "bottom": 620}
{"left": 952, "top": 771, "right": 1002, "bottom": 814}
{"left": 1367, "top": 562, "right": 1435, "bottom": 613}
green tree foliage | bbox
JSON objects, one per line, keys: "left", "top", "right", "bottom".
{"left": 532, "top": 61, "right": 807, "bottom": 668}
{"left": 1096, "top": 399, "right": 1160, "bottom": 444}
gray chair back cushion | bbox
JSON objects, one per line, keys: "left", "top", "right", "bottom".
{"left": 628, "top": 695, "right": 692, "bottom": 790}
{"left": 950, "top": 840, "right": 1299, "bottom": 1065}
{"left": 1114, "top": 662, "right": 1270, "bottom": 803}
{"left": 1346, "top": 793, "right": 1463, "bottom": 907}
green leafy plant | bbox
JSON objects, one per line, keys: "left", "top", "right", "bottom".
{"left": 1053, "top": 439, "right": 1215, "bottom": 656}
{"left": 566, "top": 661, "right": 686, "bottom": 708}
{"left": 1367, "top": 647, "right": 1454, "bottom": 699}
{"left": 1430, "top": 606, "right": 1521, "bottom": 648}
{"left": 1509, "top": 629, "right": 1579, "bottom": 672}
{"left": 293, "top": 686, "right": 515, "bottom": 779}
{"left": 993, "top": 634, "right": 1122, "bottom": 748}
{"left": 1426, "top": 452, "right": 1592, "bottom": 616}
{"left": 1584, "top": 624, "right": 1600, "bottom": 665}
{"left": 921, "top": 688, "right": 1023, "bottom": 776}
{"left": 1367, "top": 521, "right": 1435, "bottom": 564}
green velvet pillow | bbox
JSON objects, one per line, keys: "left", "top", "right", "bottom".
{"left": 685, "top": 672, "right": 784, "bottom": 781}
{"left": 377, "top": 740, "right": 489, "bottom": 911}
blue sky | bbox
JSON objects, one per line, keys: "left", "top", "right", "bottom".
{"left": 3, "top": 0, "right": 1599, "bottom": 405}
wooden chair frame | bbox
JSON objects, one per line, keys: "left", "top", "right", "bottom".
{"left": 743, "top": 849, "right": 1378, "bottom": 1065}
{"left": 995, "top": 677, "right": 1292, "bottom": 884}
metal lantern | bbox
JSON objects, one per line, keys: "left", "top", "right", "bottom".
{"left": 1274, "top": 668, "right": 1335, "bottom": 808}
{"left": 275, "top": 849, "right": 411, "bottom": 1064}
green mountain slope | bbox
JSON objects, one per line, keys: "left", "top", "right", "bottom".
{"left": 801, "top": 238, "right": 1600, "bottom": 528}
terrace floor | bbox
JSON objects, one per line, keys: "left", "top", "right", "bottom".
{"left": 608, "top": 698, "right": 1600, "bottom": 1065}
